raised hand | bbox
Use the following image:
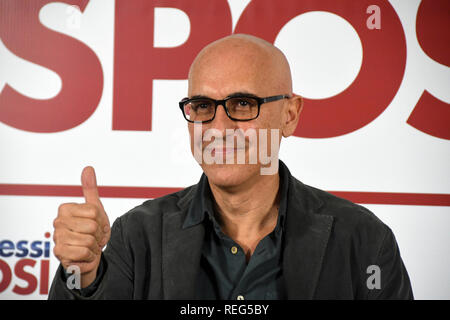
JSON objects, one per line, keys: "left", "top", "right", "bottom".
{"left": 53, "top": 166, "right": 110, "bottom": 288}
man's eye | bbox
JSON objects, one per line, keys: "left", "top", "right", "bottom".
{"left": 191, "top": 100, "right": 212, "bottom": 110}
{"left": 231, "top": 97, "right": 256, "bottom": 108}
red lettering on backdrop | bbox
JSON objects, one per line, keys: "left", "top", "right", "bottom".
{"left": 416, "top": 0, "right": 450, "bottom": 67}
{"left": 113, "top": 0, "right": 232, "bottom": 131}
{"left": 39, "top": 260, "right": 49, "bottom": 294}
{"left": 408, "top": 0, "right": 450, "bottom": 140}
{"left": 235, "top": 0, "right": 407, "bottom": 138}
{"left": 0, "top": 0, "right": 103, "bottom": 133}
{"left": 0, "top": 259, "right": 12, "bottom": 292}
{"left": 1, "top": 1, "right": 446, "bottom": 138}
{"left": 13, "top": 259, "right": 37, "bottom": 295}
{"left": 408, "top": 91, "right": 450, "bottom": 140}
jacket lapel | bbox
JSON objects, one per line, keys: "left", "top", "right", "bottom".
{"left": 162, "top": 188, "right": 205, "bottom": 299}
{"left": 283, "top": 178, "right": 334, "bottom": 299}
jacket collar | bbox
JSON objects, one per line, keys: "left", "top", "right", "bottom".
{"left": 162, "top": 162, "right": 334, "bottom": 299}
{"left": 282, "top": 175, "right": 334, "bottom": 299}
{"left": 162, "top": 184, "right": 205, "bottom": 299}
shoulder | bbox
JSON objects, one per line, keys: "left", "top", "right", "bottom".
{"left": 114, "top": 184, "right": 198, "bottom": 228}
{"left": 292, "top": 177, "right": 390, "bottom": 242}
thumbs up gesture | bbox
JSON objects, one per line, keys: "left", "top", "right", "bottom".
{"left": 53, "top": 166, "right": 111, "bottom": 288}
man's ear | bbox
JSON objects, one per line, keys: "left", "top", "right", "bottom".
{"left": 282, "top": 94, "right": 303, "bottom": 137}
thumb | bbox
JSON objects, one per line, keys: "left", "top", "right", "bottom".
{"left": 81, "top": 166, "right": 103, "bottom": 209}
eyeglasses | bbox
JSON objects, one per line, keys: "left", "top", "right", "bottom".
{"left": 179, "top": 94, "right": 290, "bottom": 123}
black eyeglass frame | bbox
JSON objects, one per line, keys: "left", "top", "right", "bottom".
{"left": 179, "top": 94, "right": 291, "bottom": 123}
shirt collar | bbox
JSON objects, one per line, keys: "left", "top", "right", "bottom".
{"left": 182, "top": 171, "right": 214, "bottom": 229}
{"left": 182, "top": 160, "right": 290, "bottom": 231}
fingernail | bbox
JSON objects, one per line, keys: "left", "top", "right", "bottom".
{"left": 103, "top": 225, "right": 109, "bottom": 233}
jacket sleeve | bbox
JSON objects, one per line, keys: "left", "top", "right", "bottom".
{"left": 48, "top": 216, "right": 134, "bottom": 300}
{"left": 366, "top": 228, "right": 414, "bottom": 300}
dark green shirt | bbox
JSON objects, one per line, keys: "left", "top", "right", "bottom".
{"left": 182, "top": 161, "right": 289, "bottom": 300}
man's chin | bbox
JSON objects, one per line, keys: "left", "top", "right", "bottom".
{"left": 201, "top": 163, "right": 261, "bottom": 188}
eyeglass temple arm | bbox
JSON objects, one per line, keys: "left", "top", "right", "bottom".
{"left": 260, "top": 94, "right": 291, "bottom": 104}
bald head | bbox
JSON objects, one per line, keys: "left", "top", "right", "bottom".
{"left": 188, "top": 34, "right": 293, "bottom": 97}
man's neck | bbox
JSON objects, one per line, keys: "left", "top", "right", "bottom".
{"left": 208, "top": 171, "right": 280, "bottom": 259}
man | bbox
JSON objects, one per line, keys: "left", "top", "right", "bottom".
{"left": 49, "top": 34, "right": 413, "bottom": 299}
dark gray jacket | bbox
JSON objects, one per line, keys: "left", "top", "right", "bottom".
{"left": 48, "top": 173, "right": 413, "bottom": 299}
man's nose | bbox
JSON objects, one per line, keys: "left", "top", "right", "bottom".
{"left": 211, "top": 104, "right": 235, "bottom": 130}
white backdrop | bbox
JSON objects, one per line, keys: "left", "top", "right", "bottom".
{"left": 0, "top": 0, "right": 449, "bottom": 299}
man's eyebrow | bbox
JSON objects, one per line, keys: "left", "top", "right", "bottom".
{"left": 188, "top": 92, "right": 259, "bottom": 100}
{"left": 189, "top": 94, "right": 211, "bottom": 100}
{"left": 226, "top": 91, "right": 258, "bottom": 99}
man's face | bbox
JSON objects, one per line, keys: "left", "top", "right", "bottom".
{"left": 186, "top": 38, "right": 292, "bottom": 188}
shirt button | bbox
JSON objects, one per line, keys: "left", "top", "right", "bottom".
{"left": 230, "top": 246, "right": 238, "bottom": 254}
{"left": 237, "top": 295, "right": 245, "bottom": 300}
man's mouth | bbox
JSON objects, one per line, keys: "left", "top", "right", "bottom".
{"left": 207, "top": 147, "right": 246, "bottom": 156}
